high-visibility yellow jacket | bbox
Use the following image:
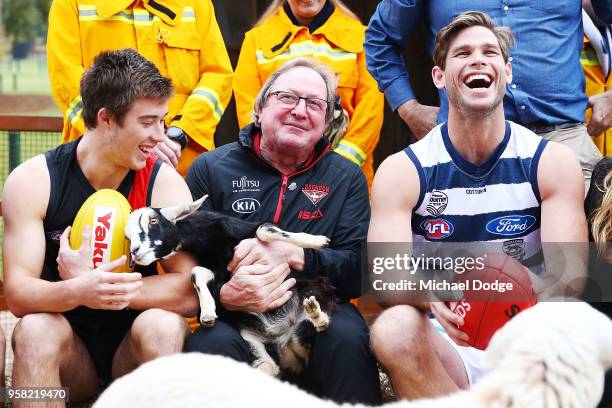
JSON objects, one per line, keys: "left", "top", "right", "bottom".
{"left": 233, "top": 6, "right": 384, "bottom": 189}
{"left": 47, "top": 0, "right": 233, "bottom": 175}
{"left": 581, "top": 35, "right": 612, "bottom": 156}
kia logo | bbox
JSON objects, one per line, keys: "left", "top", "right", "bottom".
{"left": 486, "top": 215, "right": 536, "bottom": 236}
{"left": 232, "top": 198, "right": 260, "bottom": 214}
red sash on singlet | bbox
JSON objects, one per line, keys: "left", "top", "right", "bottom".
{"left": 127, "top": 155, "right": 158, "bottom": 210}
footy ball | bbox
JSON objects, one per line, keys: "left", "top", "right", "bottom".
{"left": 447, "top": 253, "right": 537, "bottom": 350}
{"left": 70, "top": 189, "right": 133, "bottom": 272}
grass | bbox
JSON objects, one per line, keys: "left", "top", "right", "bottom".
{"left": 0, "top": 53, "right": 52, "bottom": 96}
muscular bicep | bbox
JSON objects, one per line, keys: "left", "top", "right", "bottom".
{"left": 368, "top": 152, "right": 419, "bottom": 242}
{"left": 150, "top": 163, "right": 193, "bottom": 208}
{"left": 538, "top": 143, "right": 587, "bottom": 243}
{"left": 2, "top": 156, "right": 50, "bottom": 285}
{"left": 150, "top": 163, "right": 198, "bottom": 274}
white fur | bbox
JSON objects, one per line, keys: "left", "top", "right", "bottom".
{"left": 94, "top": 302, "right": 612, "bottom": 408}
{"left": 191, "top": 267, "right": 217, "bottom": 326}
{"left": 256, "top": 224, "right": 330, "bottom": 249}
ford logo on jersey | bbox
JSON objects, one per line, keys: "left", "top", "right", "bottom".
{"left": 486, "top": 215, "right": 536, "bottom": 236}
{"left": 420, "top": 218, "right": 454, "bottom": 240}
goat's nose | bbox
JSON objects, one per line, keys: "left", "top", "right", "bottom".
{"left": 130, "top": 244, "right": 140, "bottom": 254}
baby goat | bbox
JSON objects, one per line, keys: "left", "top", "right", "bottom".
{"left": 124, "top": 195, "right": 339, "bottom": 376}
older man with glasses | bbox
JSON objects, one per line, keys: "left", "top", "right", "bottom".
{"left": 183, "top": 58, "right": 381, "bottom": 405}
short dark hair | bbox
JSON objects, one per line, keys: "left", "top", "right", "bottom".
{"left": 433, "top": 11, "right": 515, "bottom": 70}
{"left": 80, "top": 49, "right": 173, "bottom": 129}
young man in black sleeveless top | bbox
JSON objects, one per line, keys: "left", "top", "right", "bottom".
{"left": 2, "top": 49, "right": 198, "bottom": 402}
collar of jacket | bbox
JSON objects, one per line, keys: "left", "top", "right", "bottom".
{"left": 92, "top": 0, "right": 183, "bottom": 26}
{"left": 257, "top": 4, "right": 364, "bottom": 60}
{"left": 283, "top": 1, "right": 334, "bottom": 33}
{"left": 238, "top": 123, "right": 330, "bottom": 165}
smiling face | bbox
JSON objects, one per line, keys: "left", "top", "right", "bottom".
{"left": 432, "top": 25, "right": 512, "bottom": 117}
{"left": 257, "top": 66, "right": 328, "bottom": 157}
{"left": 286, "top": 0, "right": 327, "bottom": 25}
{"left": 105, "top": 97, "right": 168, "bottom": 171}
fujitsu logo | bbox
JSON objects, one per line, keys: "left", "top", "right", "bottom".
{"left": 232, "top": 176, "right": 260, "bottom": 191}
{"left": 91, "top": 207, "right": 116, "bottom": 268}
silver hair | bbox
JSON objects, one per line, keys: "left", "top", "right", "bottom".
{"left": 252, "top": 58, "right": 337, "bottom": 126}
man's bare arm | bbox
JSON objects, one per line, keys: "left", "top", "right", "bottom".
{"left": 368, "top": 152, "right": 418, "bottom": 305}
{"left": 537, "top": 142, "right": 589, "bottom": 298}
{"left": 127, "top": 163, "right": 199, "bottom": 316}
{"left": 3, "top": 156, "right": 141, "bottom": 316}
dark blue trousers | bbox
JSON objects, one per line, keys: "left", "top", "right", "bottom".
{"left": 185, "top": 303, "right": 382, "bottom": 405}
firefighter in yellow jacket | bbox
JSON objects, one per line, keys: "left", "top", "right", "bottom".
{"left": 234, "top": 0, "right": 384, "bottom": 190}
{"left": 581, "top": 4, "right": 612, "bottom": 156}
{"left": 47, "top": 0, "right": 233, "bottom": 176}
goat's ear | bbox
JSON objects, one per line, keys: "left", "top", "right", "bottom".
{"left": 160, "top": 195, "right": 207, "bottom": 224}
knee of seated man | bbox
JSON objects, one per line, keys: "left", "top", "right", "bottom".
{"left": 184, "top": 321, "right": 249, "bottom": 360}
{"left": 130, "top": 309, "right": 187, "bottom": 347}
{"left": 12, "top": 313, "right": 71, "bottom": 358}
{"left": 370, "top": 305, "right": 429, "bottom": 360}
{"left": 317, "top": 304, "right": 370, "bottom": 351}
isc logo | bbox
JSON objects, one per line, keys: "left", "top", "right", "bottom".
{"left": 420, "top": 218, "right": 454, "bottom": 240}
{"left": 91, "top": 206, "right": 116, "bottom": 268}
{"left": 298, "top": 209, "right": 323, "bottom": 220}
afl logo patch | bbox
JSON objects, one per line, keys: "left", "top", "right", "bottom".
{"left": 421, "top": 218, "right": 454, "bottom": 240}
{"left": 426, "top": 190, "right": 448, "bottom": 216}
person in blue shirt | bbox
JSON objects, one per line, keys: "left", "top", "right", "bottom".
{"left": 364, "top": 0, "right": 612, "bottom": 192}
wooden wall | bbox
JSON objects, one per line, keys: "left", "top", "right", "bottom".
{"left": 211, "top": 0, "right": 438, "bottom": 169}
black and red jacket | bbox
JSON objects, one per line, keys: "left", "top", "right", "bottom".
{"left": 186, "top": 124, "right": 370, "bottom": 302}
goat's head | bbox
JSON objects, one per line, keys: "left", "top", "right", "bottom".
{"left": 125, "top": 195, "right": 207, "bottom": 265}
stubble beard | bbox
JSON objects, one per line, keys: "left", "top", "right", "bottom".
{"left": 448, "top": 80, "right": 506, "bottom": 120}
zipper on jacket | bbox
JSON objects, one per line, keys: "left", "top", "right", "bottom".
{"left": 273, "top": 175, "right": 289, "bottom": 224}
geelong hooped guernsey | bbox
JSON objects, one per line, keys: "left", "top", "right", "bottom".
{"left": 406, "top": 121, "right": 548, "bottom": 262}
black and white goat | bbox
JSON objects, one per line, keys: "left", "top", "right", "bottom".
{"left": 124, "top": 195, "right": 339, "bottom": 376}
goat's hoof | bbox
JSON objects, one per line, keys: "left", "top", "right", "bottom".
{"left": 304, "top": 296, "right": 329, "bottom": 332}
{"left": 303, "top": 296, "right": 321, "bottom": 318}
{"left": 255, "top": 360, "right": 280, "bottom": 377}
{"left": 199, "top": 311, "right": 217, "bottom": 327}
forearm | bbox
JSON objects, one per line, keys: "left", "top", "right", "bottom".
{"left": 364, "top": 0, "right": 423, "bottom": 110}
{"left": 5, "top": 276, "right": 79, "bottom": 317}
{"left": 129, "top": 273, "right": 199, "bottom": 317}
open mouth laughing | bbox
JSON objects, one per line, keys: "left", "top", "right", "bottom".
{"left": 464, "top": 73, "right": 493, "bottom": 89}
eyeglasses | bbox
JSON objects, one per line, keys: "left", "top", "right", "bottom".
{"left": 269, "top": 91, "right": 328, "bottom": 113}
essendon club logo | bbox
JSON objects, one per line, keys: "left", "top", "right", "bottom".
{"left": 420, "top": 218, "right": 454, "bottom": 240}
{"left": 91, "top": 206, "right": 116, "bottom": 268}
{"left": 298, "top": 209, "right": 324, "bottom": 220}
{"left": 301, "top": 184, "right": 329, "bottom": 205}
